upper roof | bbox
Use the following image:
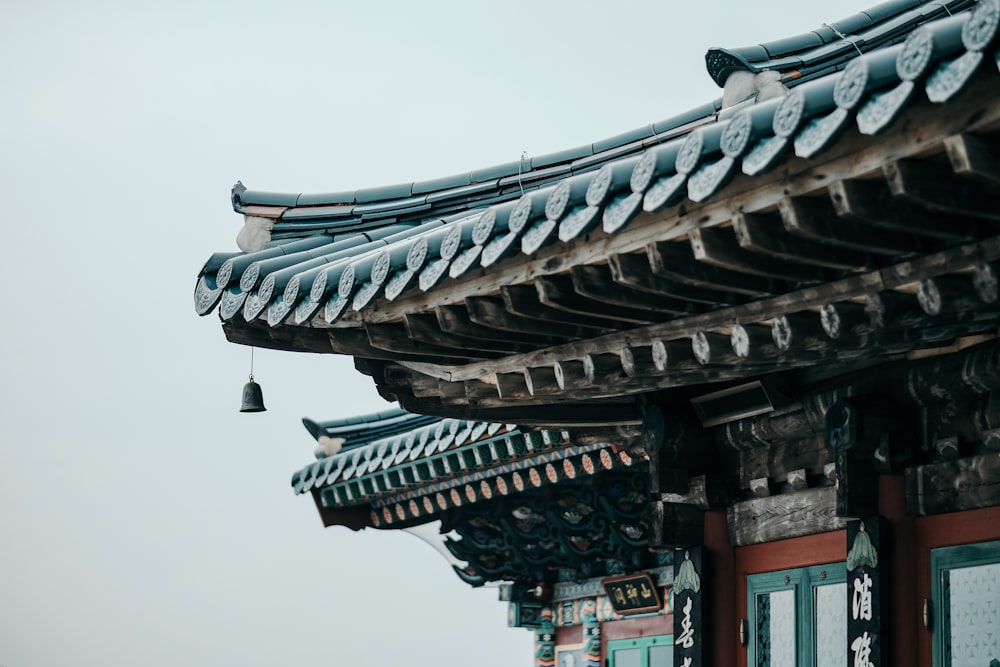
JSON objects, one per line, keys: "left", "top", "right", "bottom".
{"left": 195, "top": 0, "right": 1000, "bottom": 430}
{"left": 705, "top": 0, "right": 972, "bottom": 86}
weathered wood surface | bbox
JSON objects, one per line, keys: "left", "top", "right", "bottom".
{"left": 465, "top": 296, "right": 591, "bottom": 339}
{"left": 733, "top": 211, "right": 871, "bottom": 270}
{"left": 690, "top": 226, "right": 835, "bottom": 282}
{"left": 827, "top": 400, "right": 882, "bottom": 518}
{"left": 828, "top": 177, "right": 984, "bottom": 241}
{"left": 905, "top": 452, "right": 1000, "bottom": 515}
{"left": 609, "top": 252, "right": 738, "bottom": 305}
{"left": 403, "top": 313, "right": 533, "bottom": 356}
{"left": 885, "top": 158, "right": 1000, "bottom": 222}
{"left": 534, "top": 274, "right": 666, "bottom": 324}
{"left": 571, "top": 263, "right": 702, "bottom": 316}
{"left": 944, "top": 133, "right": 1000, "bottom": 186}
{"left": 432, "top": 237, "right": 1000, "bottom": 383}
{"left": 650, "top": 500, "right": 704, "bottom": 548}
{"left": 727, "top": 486, "right": 847, "bottom": 546}
{"left": 435, "top": 305, "right": 557, "bottom": 346}
{"left": 501, "top": 285, "right": 621, "bottom": 332}
{"left": 661, "top": 474, "right": 740, "bottom": 510}
{"left": 779, "top": 195, "right": 924, "bottom": 257}
{"left": 738, "top": 435, "right": 832, "bottom": 490}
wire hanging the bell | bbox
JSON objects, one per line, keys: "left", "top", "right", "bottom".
{"left": 240, "top": 347, "right": 266, "bottom": 413}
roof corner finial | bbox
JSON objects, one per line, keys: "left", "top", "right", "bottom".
{"left": 231, "top": 180, "right": 247, "bottom": 213}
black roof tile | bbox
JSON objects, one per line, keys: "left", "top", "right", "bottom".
{"left": 355, "top": 182, "right": 414, "bottom": 204}
{"left": 196, "top": 0, "right": 998, "bottom": 372}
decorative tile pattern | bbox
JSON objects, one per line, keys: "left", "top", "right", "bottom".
{"left": 769, "top": 589, "right": 796, "bottom": 667}
{"left": 949, "top": 562, "right": 1000, "bottom": 667}
{"left": 814, "top": 582, "right": 848, "bottom": 667}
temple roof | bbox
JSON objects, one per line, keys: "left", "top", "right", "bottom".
{"left": 705, "top": 0, "right": 972, "bottom": 86}
{"left": 196, "top": 0, "right": 1000, "bottom": 432}
{"left": 290, "top": 406, "right": 658, "bottom": 586}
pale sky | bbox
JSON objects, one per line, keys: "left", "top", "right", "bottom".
{"left": 1, "top": 1, "right": 867, "bottom": 665}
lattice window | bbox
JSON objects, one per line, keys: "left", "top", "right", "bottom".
{"left": 747, "top": 563, "right": 847, "bottom": 667}
{"left": 607, "top": 635, "right": 674, "bottom": 667}
{"left": 931, "top": 540, "right": 1000, "bottom": 667}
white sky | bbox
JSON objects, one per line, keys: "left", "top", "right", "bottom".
{"left": 1, "top": 1, "right": 866, "bottom": 665}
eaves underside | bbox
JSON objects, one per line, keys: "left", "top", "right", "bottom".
{"left": 223, "top": 68, "right": 1000, "bottom": 426}
{"left": 196, "top": 1, "right": 1000, "bottom": 429}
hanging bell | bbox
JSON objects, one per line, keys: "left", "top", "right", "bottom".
{"left": 240, "top": 377, "right": 267, "bottom": 413}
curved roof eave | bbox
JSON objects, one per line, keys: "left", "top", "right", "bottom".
{"left": 196, "top": 0, "right": 995, "bottom": 331}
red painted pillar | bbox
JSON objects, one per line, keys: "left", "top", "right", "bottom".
{"left": 703, "top": 509, "right": 736, "bottom": 667}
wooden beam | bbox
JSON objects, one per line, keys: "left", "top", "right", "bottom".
{"left": 584, "top": 352, "right": 629, "bottom": 385}
{"left": 820, "top": 301, "right": 871, "bottom": 340}
{"left": 403, "top": 313, "right": 532, "bottom": 355}
{"left": 524, "top": 366, "right": 560, "bottom": 396}
{"left": 944, "top": 133, "right": 1000, "bottom": 186}
{"left": 394, "top": 390, "right": 646, "bottom": 428}
{"left": 691, "top": 330, "right": 740, "bottom": 365}
{"left": 884, "top": 158, "right": 1000, "bottom": 222}
{"left": 435, "top": 305, "right": 559, "bottom": 346}
{"left": 428, "top": 238, "right": 1000, "bottom": 382}
{"left": 730, "top": 323, "right": 779, "bottom": 359}
{"left": 465, "top": 296, "right": 589, "bottom": 340}
{"left": 905, "top": 453, "right": 1000, "bottom": 515}
{"left": 571, "top": 264, "right": 702, "bottom": 316}
{"left": 689, "top": 226, "right": 834, "bottom": 283}
{"left": 779, "top": 195, "right": 924, "bottom": 257}
{"left": 502, "top": 285, "right": 621, "bottom": 332}
{"left": 737, "top": 436, "right": 832, "bottom": 489}
{"left": 554, "top": 360, "right": 590, "bottom": 391}
{"left": 650, "top": 501, "right": 704, "bottom": 548}
{"left": 495, "top": 372, "right": 531, "bottom": 401}
{"left": 716, "top": 395, "right": 833, "bottom": 450}
{"left": 535, "top": 274, "right": 666, "bottom": 324}
{"left": 727, "top": 487, "right": 846, "bottom": 547}
{"left": 661, "top": 474, "right": 740, "bottom": 510}
{"left": 825, "top": 400, "right": 912, "bottom": 518}
{"left": 366, "top": 322, "right": 495, "bottom": 361}
{"left": 734, "top": 211, "right": 872, "bottom": 270}
{"left": 610, "top": 252, "right": 740, "bottom": 305}
{"left": 863, "top": 290, "right": 925, "bottom": 332}
{"left": 620, "top": 345, "right": 662, "bottom": 378}
{"left": 771, "top": 313, "right": 828, "bottom": 352}
{"left": 914, "top": 276, "right": 983, "bottom": 319}
{"left": 649, "top": 240, "right": 780, "bottom": 297}
{"left": 828, "top": 178, "right": 983, "bottom": 241}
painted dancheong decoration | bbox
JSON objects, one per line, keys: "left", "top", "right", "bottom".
{"left": 192, "top": 0, "right": 1000, "bottom": 665}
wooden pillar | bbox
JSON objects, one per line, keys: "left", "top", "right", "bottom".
{"left": 704, "top": 509, "right": 736, "bottom": 667}
{"left": 878, "top": 474, "right": 917, "bottom": 667}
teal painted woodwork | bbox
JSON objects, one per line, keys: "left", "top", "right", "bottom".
{"left": 746, "top": 563, "right": 847, "bottom": 667}
{"left": 608, "top": 635, "right": 674, "bottom": 667}
{"left": 930, "top": 539, "right": 1000, "bottom": 667}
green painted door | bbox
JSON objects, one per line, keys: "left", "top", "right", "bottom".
{"left": 930, "top": 539, "right": 1000, "bottom": 667}
{"left": 607, "top": 635, "right": 674, "bottom": 667}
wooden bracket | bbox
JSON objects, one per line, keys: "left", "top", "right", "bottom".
{"left": 826, "top": 399, "right": 909, "bottom": 517}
